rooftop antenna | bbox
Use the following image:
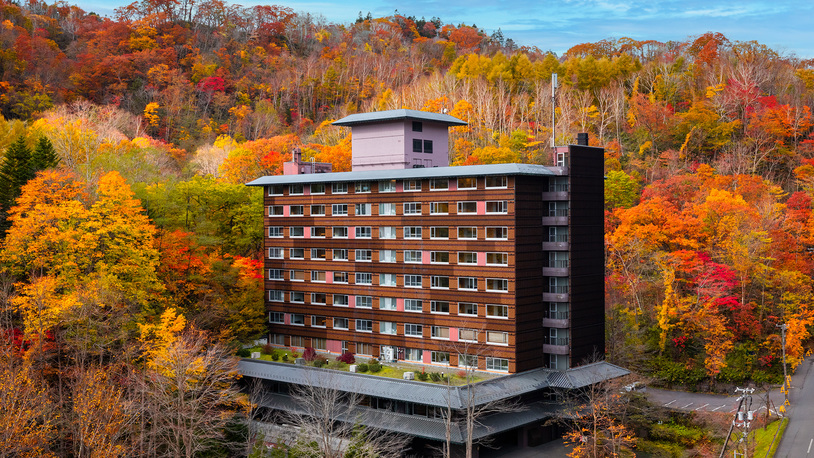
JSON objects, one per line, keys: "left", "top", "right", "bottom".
{"left": 551, "top": 73, "right": 558, "bottom": 150}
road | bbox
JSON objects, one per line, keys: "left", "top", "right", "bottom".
{"left": 647, "top": 386, "right": 784, "bottom": 416}
{"left": 776, "top": 356, "right": 814, "bottom": 457}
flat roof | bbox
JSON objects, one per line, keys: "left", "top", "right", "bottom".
{"left": 332, "top": 109, "right": 467, "bottom": 127}
{"left": 245, "top": 163, "right": 555, "bottom": 187}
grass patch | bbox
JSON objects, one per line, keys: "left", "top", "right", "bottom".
{"left": 754, "top": 418, "right": 787, "bottom": 458}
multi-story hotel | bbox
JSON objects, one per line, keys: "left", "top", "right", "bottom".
{"left": 246, "top": 110, "right": 605, "bottom": 374}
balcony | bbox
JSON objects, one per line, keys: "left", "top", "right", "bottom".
{"left": 543, "top": 336, "right": 569, "bottom": 355}
{"left": 542, "top": 216, "right": 568, "bottom": 226}
{"left": 541, "top": 191, "right": 569, "bottom": 201}
{"left": 542, "top": 241, "right": 569, "bottom": 251}
{"left": 543, "top": 292, "right": 569, "bottom": 302}
{"left": 543, "top": 267, "right": 569, "bottom": 277}
{"left": 543, "top": 311, "right": 569, "bottom": 329}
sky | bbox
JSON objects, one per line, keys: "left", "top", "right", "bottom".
{"left": 77, "top": 0, "right": 814, "bottom": 59}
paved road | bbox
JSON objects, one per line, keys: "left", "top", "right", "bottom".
{"left": 647, "top": 386, "right": 784, "bottom": 416}
{"left": 776, "top": 357, "right": 814, "bottom": 457}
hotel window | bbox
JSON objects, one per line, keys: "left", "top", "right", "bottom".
{"left": 332, "top": 204, "right": 348, "bottom": 216}
{"left": 291, "top": 314, "right": 305, "bottom": 325}
{"left": 404, "top": 299, "right": 422, "bottom": 312}
{"left": 457, "top": 227, "right": 477, "bottom": 239}
{"left": 270, "top": 334, "right": 285, "bottom": 345}
{"left": 432, "top": 351, "right": 450, "bottom": 364}
{"left": 356, "top": 342, "right": 373, "bottom": 356}
{"left": 313, "top": 337, "right": 327, "bottom": 350}
{"left": 485, "top": 176, "right": 507, "bottom": 188}
{"left": 380, "top": 297, "right": 397, "bottom": 310}
{"left": 334, "top": 272, "right": 349, "bottom": 283}
{"left": 404, "top": 250, "right": 422, "bottom": 263}
{"left": 458, "top": 277, "right": 478, "bottom": 291}
{"left": 379, "top": 227, "right": 396, "bottom": 239}
{"left": 412, "top": 139, "right": 429, "bottom": 153}
{"left": 333, "top": 249, "right": 348, "bottom": 261}
{"left": 333, "top": 226, "right": 348, "bottom": 238}
{"left": 380, "top": 273, "right": 397, "bottom": 287}
{"left": 290, "top": 291, "right": 305, "bottom": 303}
{"left": 486, "top": 227, "right": 508, "bottom": 240}
{"left": 311, "top": 271, "right": 326, "bottom": 282}
{"left": 458, "top": 252, "right": 477, "bottom": 265}
{"left": 355, "top": 272, "right": 372, "bottom": 285}
{"left": 311, "top": 293, "right": 326, "bottom": 305}
{"left": 404, "top": 324, "right": 423, "bottom": 337}
{"left": 290, "top": 336, "right": 304, "bottom": 347}
{"left": 268, "top": 269, "right": 283, "bottom": 280}
{"left": 290, "top": 184, "right": 304, "bottom": 195}
{"left": 334, "top": 317, "right": 348, "bottom": 329}
{"left": 355, "top": 203, "right": 372, "bottom": 216}
{"left": 333, "top": 294, "right": 349, "bottom": 306}
{"left": 485, "top": 201, "right": 508, "bottom": 214}
{"left": 550, "top": 252, "right": 569, "bottom": 268}
{"left": 423, "top": 140, "right": 433, "bottom": 153}
{"left": 268, "top": 290, "right": 284, "bottom": 302}
{"left": 459, "top": 302, "right": 478, "bottom": 316}
{"left": 355, "top": 249, "right": 372, "bottom": 262}
{"left": 310, "top": 248, "right": 326, "bottom": 260}
{"left": 311, "top": 183, "right": 325, "bottom": 194}
{"left": 380, "top": 321, "right": 397, "bottom": 335}
{"left": 430, "top": 202, "right": 449, "bottom": 214}
{"left": 356, "top": 296, "right": 373, "bottom": 309}
{"left": 311, "top": 315, "right": 326, "bottom": 327}
{"left": 379, "top": 250, "right": 396, "bottom": 263}
{"left": 431, "top": 326, "right": 450, "bottom": 339}
{"left": 268, "top": 247, "right": 283, "bottom": 259}
{"left": 431, "top": 276, "right": 449, "bottom": 289}
{"left": 486, "top": 357, "right": 509, "bottom": 371}
{"left": 403, "top": 202, "right": 421, "bottom": 215}
{"left": 412, "top": 121, "right": 422, "bottom": 132}
{"left": 550, "top": 277, "right": 569, "bottom": 294}
{"left": 356, "top": 320, "right": 373, "bottom": 332}
{"left": 430, "top": 227, "right": 449, "bottom": 239}
{"left": 404, "top": 226, "right": 422, "bottom": 239}
{"left": 486, "top": 278, "right": 509, "bottom": 292}
{"left": 355, "top": 226, "right": 372, "bottom": 238}
{"left": 268, "top": 205, "right": 284, "bottom": 216}
{"left": 487, "top": 331, "right": 509, "bottom": 345}
{"left": 311, "top": 226, "right": 326, "bottom": 238}
{"left": 311, "top": 204, "right": 325, "bottom": 216}
{"left": 404, "top": 180, "right": 421, "bottom": 191}
{"left": 405, "top": 348, "right": 423, "bottom": 361}
{"left": 268, "top": 185, "right": 284, "bottom": 196}
{"left": 549, "top": 226, "right": 568, "bottom": 242}
{"left": 290, "top": 270, "right": 306, "bottom": 281}
{"left": 355, "top": 181, "right": 371, "bottom": 193}
{"left": 289, "top": 248, "right": 304, "bottom": 259}
{"left": 269, "top": 312, "right": 284, "bottom": 323}
{"left": 458, "top": 353, "right": 478, "bottom": 367}
{"left": 486, "top": 304, "right": 509, "bottom": 318}
{"left": 290, "top": 205, "right": 304, "bottom": 216}
{"left": 459, "top": 329, "right": 478, "bottom": 342}
{"left": 268, "top": 226, "right": 283, "bottom": 238}
{"left": 431, "top": 301, "right": 449, "bottom": 314}
{"left": 549, "top": 176, "right": 569, "bottom": 192}
{"left": 379, "top": 203, "right": 396, "bottom": 216}
{"left": 430, "top": 178, "right": 448, "bottom": 190}
{"left": 379, "top": 180, "right": 396, "bottom": 192}
{"left": 405, "top": 275, "right": 422, "bottom": 288}
{"left": 486, "top": 252, "right": 508, "bottom": 266}
{"left": 458, "top": 201, "right": 477, "bottom": 214}
{"left": 549, "top": 201, "right": 568, "bottom": 217}
{"left": 457, "top": 177, "right": 476, "bottom": 189}
{"left": 289, "top": 226, "right": 304, "bottom": 238}
{"left": 331, "top": 182, "right": 348, "bottom": 194}
{"left": 430, "top": 251, "right": 449, "bottom": 264}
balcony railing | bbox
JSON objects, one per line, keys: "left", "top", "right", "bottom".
{"left": 548, "top": 286, "right": 569, "bottom": 294}
{"left": 545, "top": 336, "right": 570, "bottom": 346}
{"left": 546, "top": 311, "right": 570, "bottom": 320}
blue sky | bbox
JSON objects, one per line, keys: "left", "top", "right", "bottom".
{"left": 78, "top": 0, "right": 814, "bottom": 58}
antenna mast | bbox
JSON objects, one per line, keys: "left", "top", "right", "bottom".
{"left": 551, "top": 73, "right": 558, "bottom": 150}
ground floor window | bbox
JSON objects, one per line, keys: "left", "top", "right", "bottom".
{"left": 486, "top": 357, "right": 509, "bottom": 371}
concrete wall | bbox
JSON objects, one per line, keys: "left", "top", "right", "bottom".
{"left": 351, "top": 120, "right": 450, "bottom": 171}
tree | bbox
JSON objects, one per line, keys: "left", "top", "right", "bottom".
{"left": 276, "top": 370, "right": 409, "bottom": 458}
{"left": 0, "top": 135, "right": 34, "bottom": 236}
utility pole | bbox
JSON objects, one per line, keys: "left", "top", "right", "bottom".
{"left": 720, "top": 388, "right": 755, "bottom": 458}
{"left": 777, "top": 323, "right": 789, "bottom": 406}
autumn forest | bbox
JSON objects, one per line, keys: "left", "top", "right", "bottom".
{"left": 1, "top": 0, "right": 814, "bottom": 454}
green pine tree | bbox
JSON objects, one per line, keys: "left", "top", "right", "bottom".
{"left": 0, "top": 135, "right": 34, "bottom": 236}
{"left": 30, "top": 135, "right": 60, "bottom": 171}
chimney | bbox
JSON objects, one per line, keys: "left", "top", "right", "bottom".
{"left": 577, "top": 133, "right": 588, "bottom": 146}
